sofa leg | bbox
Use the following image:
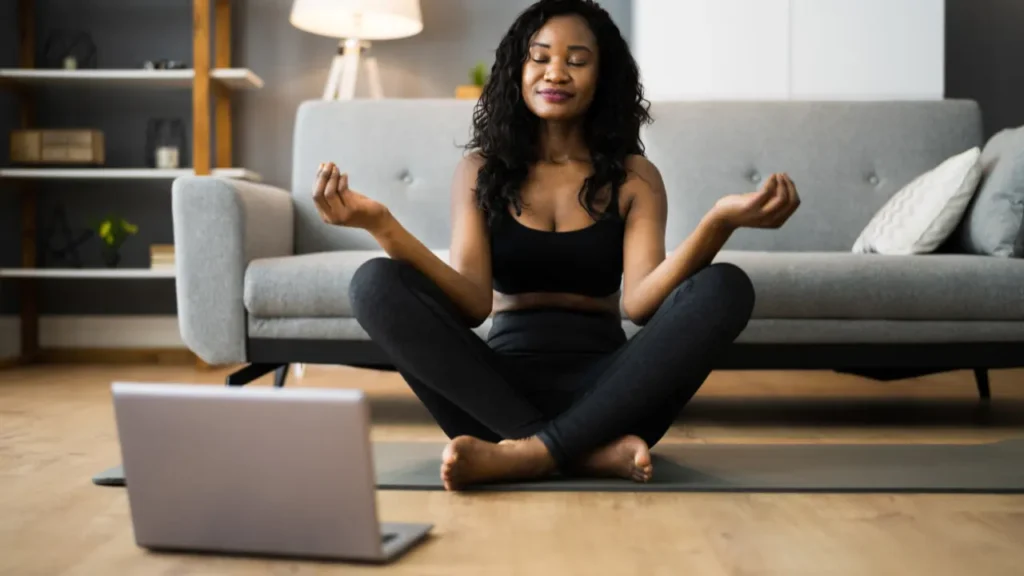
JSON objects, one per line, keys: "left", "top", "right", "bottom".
{"left": 974, "top": 368, "right": 991, "bottom": 400}
{"left": 274, "top": 364, "right": 289, "bottom": 388}
{"left": 226, "top": 363, "right": 288, "bottom": 387}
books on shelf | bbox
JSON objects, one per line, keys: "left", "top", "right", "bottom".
{"left": 150, "top": 244, "right": 175, "bottom": 270}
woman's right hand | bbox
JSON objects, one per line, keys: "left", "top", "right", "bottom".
{"left": 312, "top": 162, "right": 390, "bottom": 232}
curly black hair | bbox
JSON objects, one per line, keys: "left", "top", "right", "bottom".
{"left": 466, "top": 0, "right": 651, "bottom": 225}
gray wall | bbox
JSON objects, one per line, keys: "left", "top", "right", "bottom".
{"left": 1, "top": 1, "right": 22, "bottom": 315}
{"left": 946, "top": 0, "right": 1024, "bottom": 139}
{"left": 234, "top": 0, "right": 632, "bottom": 188}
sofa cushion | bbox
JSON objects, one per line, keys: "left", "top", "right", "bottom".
{"left": 852, "top": 147, "right": 982, "bottom": 255}
{"left": 956, "top": 125, "right": 1024, "bottom": 257}
{"left": 244, "top": 249, "right": 446, "bottom": 318}
{"left": 714, "top": 251, "right": 1024, "bottom": 321}
{"left": 245, "top": 249, "right": 1024, "bottom": 322}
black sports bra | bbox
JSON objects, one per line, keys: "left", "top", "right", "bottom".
{"left": 490, "top": 206, "right": 625, "bottom": 298}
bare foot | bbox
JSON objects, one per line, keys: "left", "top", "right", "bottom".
{"left": 440, "top": 436, "right": 556, "bottom": 491}
{"left": 577, "top": 435, "right": 653, "bottom": 483}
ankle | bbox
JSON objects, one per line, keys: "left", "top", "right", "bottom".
{"left": 508, "top": 436, "right": 557, "bottom": 475}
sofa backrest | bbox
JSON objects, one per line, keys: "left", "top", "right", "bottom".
{"left": 292, "top": 99, "right": 476, "bottom": 255}
{"left": 291, "top": 99, "right": 982, "bottom": 254}
{"left": 643, "top": 100, "right": 983, "bottom": 251}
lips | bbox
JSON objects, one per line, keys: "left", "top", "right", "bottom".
{"left": 538, "top": 89, "right": 574, "bottom": 103}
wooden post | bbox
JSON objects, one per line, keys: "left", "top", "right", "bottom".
{"left": 18, "top": 0, "right": 38, "bottom": 363}
{"left": 192, "top": 0, "right": 211, "bottom": 175}
{"left": 214, "top": 0, "right": 234, "bottom": 169}
{"left": 214, "top": 0, "right": 233, "bottom": 168}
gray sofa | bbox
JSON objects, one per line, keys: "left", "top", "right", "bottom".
{"left": 171, "top": 99, "right": 1024, "bottom": 392}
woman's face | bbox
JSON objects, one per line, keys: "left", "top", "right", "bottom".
{"left": 521, "top": 15, "right": 599, "bottom": 122}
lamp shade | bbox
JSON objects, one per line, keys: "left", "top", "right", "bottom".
{"left": 290, "top": 0, "right": 423, "bottom": 40}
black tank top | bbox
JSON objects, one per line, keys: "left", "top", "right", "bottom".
{"left": 490, "top": 205, "right": 625, "bottom": 298}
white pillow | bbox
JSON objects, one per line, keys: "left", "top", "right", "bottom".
{"left": 853, "top": 147, "right": 983, "bottom": 255}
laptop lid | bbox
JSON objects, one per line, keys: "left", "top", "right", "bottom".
{"left": 112, "top": 382, "right": 386, "bottom": 561}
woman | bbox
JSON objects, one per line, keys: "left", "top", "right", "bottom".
{"left": 312, "top": 0, "right": 800, "bottom": 490}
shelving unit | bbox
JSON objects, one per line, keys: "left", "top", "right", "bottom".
{"left": 0, "top": 67, "right": 263, "bottom": 89}
{"left": 0, "top": 268, "right": 175, "bottom": 279}
{"left": 0, "top": 167, "right": 261, "bottom": 181}
{"left": 3, "top": 0, "right": 260, "bottom": 365}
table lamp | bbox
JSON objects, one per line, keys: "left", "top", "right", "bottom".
{"left": 290, "top": 0, "right": 423, "bottom": 100}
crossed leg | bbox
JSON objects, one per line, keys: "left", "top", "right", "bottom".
{"left": 349, "top": 258, "right": 755, "bottom": 489}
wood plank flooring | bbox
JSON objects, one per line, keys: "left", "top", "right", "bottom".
{"left": 2, "top": 364, "right": 1023, "bottom": 575}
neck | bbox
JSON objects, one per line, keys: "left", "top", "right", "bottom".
{"left": 536, "top": 119, "right": 588, "bottom": 164}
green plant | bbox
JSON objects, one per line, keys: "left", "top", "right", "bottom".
{"left": 469, "top": 61, "right": 489, "bottom": 87}
{"left": 96, "top": 215, "right": 138, "bottom": 248}
{"left": 93, "top": 214, "right": 138, "bottom": 267}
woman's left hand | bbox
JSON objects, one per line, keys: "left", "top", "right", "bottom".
{"left": 710, "top": 173, "right": 801, "bottom": 231}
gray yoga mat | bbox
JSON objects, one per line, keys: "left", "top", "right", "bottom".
{"left": 94, "top": 439, "right": 1024, "bottom": 493}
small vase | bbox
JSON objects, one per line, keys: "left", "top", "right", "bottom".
{"left": 455, "top": 85, "right": 483, "bottom": 100}
{"left": 101, "top": 246, "right": 121, "bottom": 268}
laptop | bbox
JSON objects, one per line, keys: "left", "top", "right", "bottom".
{"left": 111, "top": 382, "right": 433, "bottom": 563}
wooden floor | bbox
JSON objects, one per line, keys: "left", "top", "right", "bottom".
{"left": 2, "top": 364, "right": 1024, "bottom": 575}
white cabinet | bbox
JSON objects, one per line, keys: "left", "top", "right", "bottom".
{"left": 632, "top": 0, "right": 944, "bottom": 101}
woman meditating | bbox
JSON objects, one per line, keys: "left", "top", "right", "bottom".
{"left": 311, "top": 0, "right": 800, "bottom": 490}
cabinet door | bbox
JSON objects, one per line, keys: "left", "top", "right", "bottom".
{"left": 790, "top": 0, "right": 944, "bottom": 100}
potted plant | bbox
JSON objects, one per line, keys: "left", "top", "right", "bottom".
{"left": 455, "top": 61, "right": 489, "bottom": 100}
{"left": 95, "top": 214, "right": 138, "bottom": 267}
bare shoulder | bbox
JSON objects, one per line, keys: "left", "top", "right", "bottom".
{"left": 622, "top": 154, "right": 666, "bottom": 212}
{"left": 625, "top": 154, "right": 665, "bottom": 191}
{"left": 452, "top": 151, "right": 485, "bottom": 202}
{"left": 458, "top": 150, "right": 486, "bottom": 174}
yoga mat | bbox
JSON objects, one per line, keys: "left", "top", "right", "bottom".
{"left": 95, "top": 439, "right": 1024, "bottom": 493}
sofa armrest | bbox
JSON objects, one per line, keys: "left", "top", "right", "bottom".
{"left": 172, "top": 176, "right": 294, "bottom": 364}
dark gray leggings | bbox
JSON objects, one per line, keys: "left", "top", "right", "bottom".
{"left": 349, "top": 258, "right": 755, "bottom": 469}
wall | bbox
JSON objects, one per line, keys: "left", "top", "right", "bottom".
{"left": 946, "top": 0, "right": 1024, "bottom": 138}
{"left": 1, "top": 0, "right": 18, "bottom": 352}
{"left": 633, "top": 0, "right": 945, "bottom": 101}
{"left": 233, "top": 0, "right": 632, "bottom": 188}
{"left": 0, "top": 0, "right": 632, "bottom": 355}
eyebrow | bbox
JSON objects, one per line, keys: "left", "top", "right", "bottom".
{"left": 530, "top": 42, "right": 593, "bottom": 53}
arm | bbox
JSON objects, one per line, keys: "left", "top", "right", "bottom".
{"left": 172, "top": 176, "right": 294, "bottom": 364}
{"left": 621, "top": 157, "right": 799, "bottom": 325}
{"left": 619, "top": 158, "right": 729, "bottom": 325}
{"left": 313, "top": 157, "right": 493, "bottom": 326}
{"left": 371, "top": 155, "right": 494, "bottom": 325}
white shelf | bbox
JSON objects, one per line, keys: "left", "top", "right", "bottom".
{"left": 0, "top": 268, "right": 175, "bottom": 279}
{"left": 211, "top": 68, "right": 265, "bottom": 90}
{"left": 0, "top": 68, "right": 264, "bottom": 90}
{"left": 0, "top": 167, "right": 261, "bottom": 181}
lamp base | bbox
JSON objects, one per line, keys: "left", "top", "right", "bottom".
{"left": 322, "top": 38, "right": 383, "bottom": 101}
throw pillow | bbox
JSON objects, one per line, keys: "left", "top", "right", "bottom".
{"left": 956, "top": 125, "right": 1024, "bottom": 257}
{"left": 853, "top": 147, "right": 982, "bottom": 255}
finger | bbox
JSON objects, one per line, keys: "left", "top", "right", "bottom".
{"left": 312, "top": 162, "right": 326, "bottom": 196}
{"left": 743, "top": 175, "right": 777, "bottom": 215}
{"left": 787, "top": 174, "right": 801, "bottom": 205}
{"left": 312, "top": 163, "right": 330, "bottom": 220}
{"left": 754, "top": 174, "right": 778, "bottom": 202}
{"left": 336, "top": 172, "right": 349, "bottom": 206}
{"left": 759, "top": 174, "right": 788, "bottom": 214}
{"left": 323, "top": 165, "right": 345, "bottom": 221}
{"left": 780, "top": 174, "right": 801, "bottom": 219}
{"left": 769, "top": 174, "right": 800, "bottom": 226}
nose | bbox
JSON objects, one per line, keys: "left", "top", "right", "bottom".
{"left": 543, "top": 60, "right": 570, "bottom": 84}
